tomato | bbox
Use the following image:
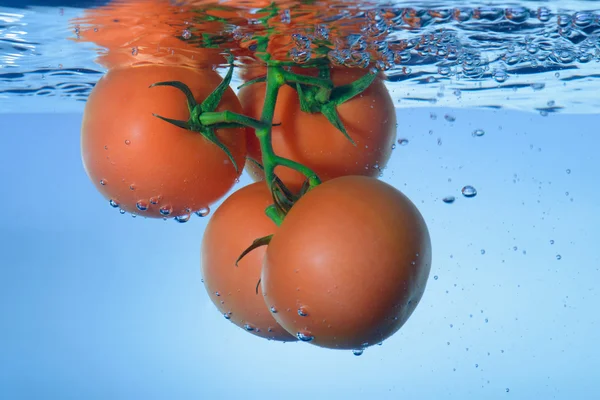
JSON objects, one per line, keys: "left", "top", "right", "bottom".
{"left": 238, "top": 67, "right": 397, "bottom": 189}
{"left": 73, "top": 0, "right": 226, "bottom": 70}
{"left": 201, "top": 182, "right": 296, "bottom": 342}
{"left": 261, "top": 175, "right": 431, "bottom": 350}
{"left": 81, "top": 64, "right": 246, "bottom": 218}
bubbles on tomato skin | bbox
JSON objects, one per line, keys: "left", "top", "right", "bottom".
{"left": 270, "top": 306, "right": 278, "bottom": 313}
{"left": 159, "top": 205, "right": 173, "bottom": 216}
{"left": 99, "top": 179, "right": 107, "bottom": 186}
{"left": 215, "top": 291, "right": 221, "bottom": 297}
{"left": 352, "top": 349, "right": 364, "bottom": 356}
{"left": 244, "top": 323, "right": 256, "bottom": 332}
{"left": 129, "top": 184, "right": 136, "bottom": 191}
{"left": 136, "top": 200, "right": 149, "bottom": 211}
{"left": 119, "top": 208, "right": 126, "bottom": 214}
{"left": 195, "top": 206, "right": 210, "bottom": 217}
{"left": 224, "top": 312, "right": 231, "bottom": 320}
{"left": 109, "top": 199, "right": 119, "bottom": 208}
{"left": 124, "top": 139, "right": 131, "bottom": 145}
{"left": 175, "top": 213, "right": 191, "bottom": 223}
{"left": 149, "top": 196, "right": 161, "bottom": 205}
{"left": 296, "top": 331, "right": 314, "bottom": 342}
{"left": 297, "top": 306, "right": 309, "bottom": 317}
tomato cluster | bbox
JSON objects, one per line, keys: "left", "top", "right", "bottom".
{"left": 79, "top": 0, "right": 432, "bottom": 354}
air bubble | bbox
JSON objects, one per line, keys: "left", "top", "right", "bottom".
{"left": 296, "top": 331, "right": 314, "bottom": 342}
{"left": 181, "top": 29, "right": 192, "bottom": 39}
{"left": 159, "top": 205, "right": 172, "bottom": 216}
{"left": 195, "top": 207, "right": 210, "bottom": 217}
{"left": 150, "top": 196, "right": 161, "bottom": 205}
{"left": 398, "top": 138, "right": 409, "bottom": 146}
{"left": 442, "top": 196, "right": 456, "bottom": 204}
{"left": 270, "top": 306, "right": 278, "bottom": 313}
{"left": 461, "top": 185, "right": 477, "bottom": 198}
{"left": 244, "top": 324, "right": 255, "bottom": 331}
{"left": 100, "top": 179, "right": 107, "bottom": 186}
{"left": 298, "top": 307, "right": 308, "bottom": 317}
{"left": 434, "top": 275, "right": 439, "bottom": 280}
{"left": 352, "top": 349, "right": 364, "bottom": 356}
{"left": 109, "top": 199, "right": 119, "bottom": 208}
{"left": 223, "top": 312, "right": 231, "bottom": 320}
{"left": 131, "top": 47, "right": 138, "bottom": 56}
{"left": 175, "top": 213, "right": 191, "bottom": 223}
{"left": 472, "top": 129, "right": 485, "bottom": 137}
{"left": 136, "top": 200, "right": 148, "bottom": 211}
{"left": 444, "top": 114, "right": 456, "bottom": 122}
{"left": 556, "top": 254, "right": 562, "bottom": 260}
{"left": 125, "top": 139, "right": 131, "bottom": 145}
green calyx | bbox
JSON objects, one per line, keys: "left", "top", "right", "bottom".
{"left": 149, "top": 55, "right": 264, "bottom": 174}
{"left": 292, "top": 69, "right": 377, "bottom": 145}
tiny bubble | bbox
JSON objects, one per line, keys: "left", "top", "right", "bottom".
{"left": 556, "top": 254, "right": 562, "bottom": 260}
{"left": 352, "top": 349, "right": 364, "bottom": 356}
{"left": 434, "top": 275, "right": 439, "bottom": 280}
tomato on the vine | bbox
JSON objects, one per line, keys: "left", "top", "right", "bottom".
{"left": 261, "top": 175, "right": 432, "bottom": 350}
{"left": 81, "top": 64, "right": 247, "bottom": 218}
{"left": 238, "top": 67, "right": 397, "bottom": 189}
{"left": 201, "top": 182, "right": 296, "bottom": 342}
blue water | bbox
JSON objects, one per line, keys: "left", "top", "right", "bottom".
{"left": 1, "top": 2, "right": 599, "bottom": 399}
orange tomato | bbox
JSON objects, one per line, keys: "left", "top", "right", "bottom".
{"left": 261, "top": 175, "right": 432, "bottom": 350}
{"left": 201, "top": 182, "right": 296, "bottom": 342}
{"left": 72, "top": 0, "right": 226, "bottom": 70}
{"left": 81, "top": 64, "right": 246, "bottom": 218}
{"left": 238, "top": 67, "right": 397, "bottom": 188}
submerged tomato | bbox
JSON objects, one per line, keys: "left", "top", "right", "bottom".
{"left": 261, "top": 175, "right": 432, "bottom": 350}
{"left": 81, "top": 64, "right": 246, "bottom": 218}
{"left": 201, "top": 182, "right": 296, "bottom": 342}
{"left": 239, "top": 68, "right": 397, "bottom": 188}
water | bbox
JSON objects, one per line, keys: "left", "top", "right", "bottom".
{"left": 1, "top": 1, "right": 599, "bottom": 399}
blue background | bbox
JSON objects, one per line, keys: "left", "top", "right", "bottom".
{"left": 1, "top": 107, "right": 598, "bottom": 399}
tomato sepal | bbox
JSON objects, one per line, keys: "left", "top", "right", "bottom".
{"left": 235, "top": 234, "right": 273, "bottom": 267}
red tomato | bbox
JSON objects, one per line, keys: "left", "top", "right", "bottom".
{"left": 72, "top": 0, "right": 226, "bottom": 70}
{"left": 238, "top": 67, "right": 397, "bottom": 188}
{"left": 261, "top": 175, "right": 432, "bottom": 350}
{"left": 81, "top": 64, "right": 246, "bottom": 218}
{"left": 201, "top": 182, "right": 296, "bottom": 342}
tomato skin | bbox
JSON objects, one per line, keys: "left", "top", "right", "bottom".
{"left": 238, "top": 68, "right": 397, "bottom": 188}
{"left": 261, "top": 176, "right": 431, "bottom": 349}
{"left": 81, "top": 64, "right": 246, "bottom": 218}
{"left": 201, "top": 182, "right": 296, "bottom": 342}
{"left": 74, "top": 0, "right": 226, "bottom": 70}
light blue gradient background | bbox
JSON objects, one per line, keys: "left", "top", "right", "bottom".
{"left": 1, "top": 107, "right": 599, "bottom": 399}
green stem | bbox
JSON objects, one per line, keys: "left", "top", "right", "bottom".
{"left": 200, "top": 111, "right": 266, "bottom": 130}
{"left": 281, "top": 70, "right": 333, "bottom": 90}
{"left": 256, "top": 66, "right": 321, "bottom": 195}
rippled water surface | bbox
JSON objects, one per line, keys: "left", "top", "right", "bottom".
{"left": 2, "top": 0, "right": 600, "bottom": 112}
{"left": 1, "top": 1, "right": 599, "bottom": 399}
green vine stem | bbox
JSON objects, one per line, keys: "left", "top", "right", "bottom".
{"left": 255, "top": 66, "right": 322, "bottom": 199}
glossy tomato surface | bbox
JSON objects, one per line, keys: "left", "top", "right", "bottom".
{"left": 201, "top": 182, "right": 296, "bottom": 342}
{"left": 239, "top": 68, "right": 397, "bottom": 188}
{"left": 261, "top": 175, "right": 431, "bottom": 349}
{"left": 81, "top": 64, "right": 246, "bottom": 218}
